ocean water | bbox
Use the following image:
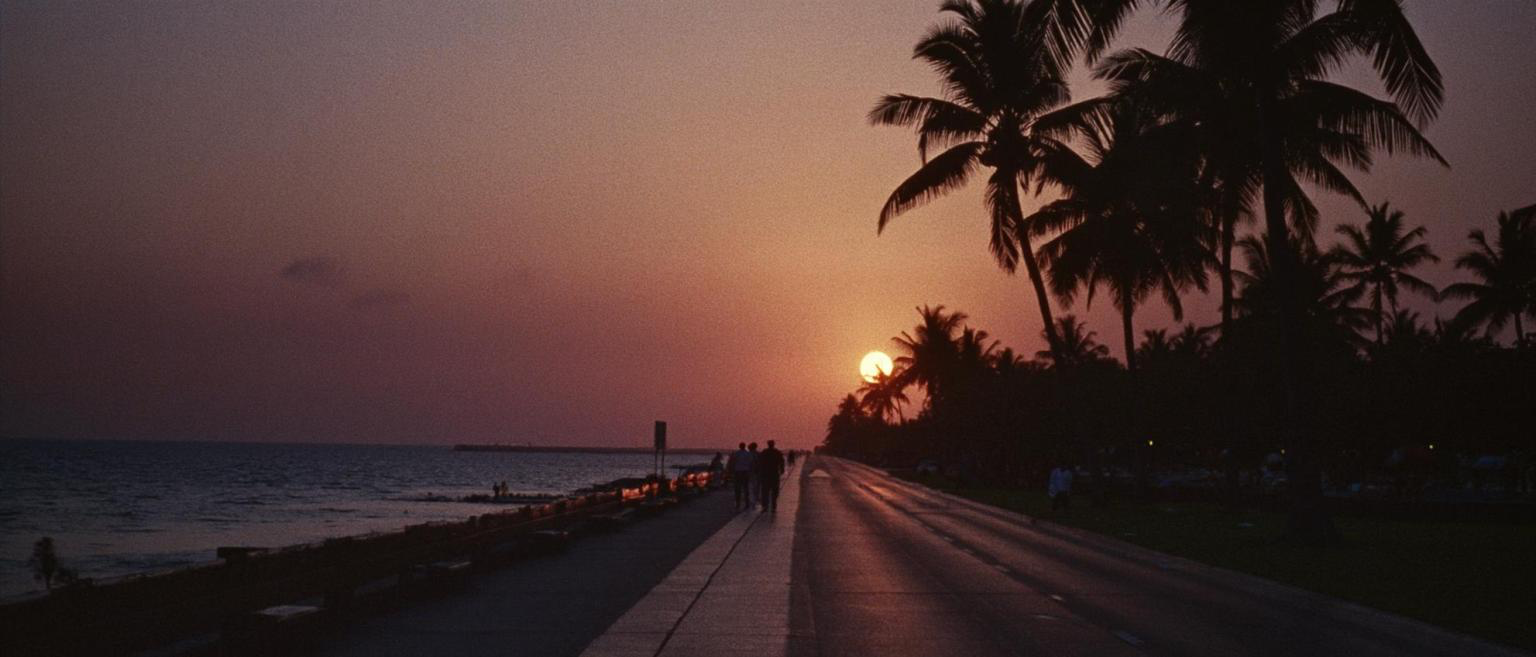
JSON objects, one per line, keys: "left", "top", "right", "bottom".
{"left": 0, "top": 440, "right": 692, "bottom": 598}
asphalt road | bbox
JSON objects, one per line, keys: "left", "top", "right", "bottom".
{"left": 789, "top": 456, "right": 1526, "bottom": 657}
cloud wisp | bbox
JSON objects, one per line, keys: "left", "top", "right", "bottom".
{"left": 279, "top": 257, "right": 345, "bottom": 286}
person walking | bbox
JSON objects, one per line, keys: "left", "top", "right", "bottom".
{"left": 1048, "top": 464, "right": 1074, "bottom": 514}
{"left": 757, "top": 440, "right": 786, "bottom": 512}
{"left": 746, "top": 442, "right": 762, "bottom": 511}
{"left": 729, "top": 442, "right": 754, "bottom": 510}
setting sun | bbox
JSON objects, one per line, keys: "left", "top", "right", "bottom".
{"left": 859, "top": 351, "right": 894, "bottom": 383}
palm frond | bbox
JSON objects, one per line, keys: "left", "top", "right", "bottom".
{"left": 985, "top": 167, "right": 1024, "bottom": 272}
{"left": 914, "top": 23, "right": 989, "bottom": 109}
{"left": 868, "top": 94, "right": 983, "bottom": 130}
{"left": 1291, "top": 80, "right": 1446, "bottom": 165}
{"left": 1275, "top": 11, "right": 1361, "bottom": 82}
{"left": 1338, "top": 0, "right": 1445, "bottom": 125}
{"left": 878, "top": 142, "right": 984, "bottom": 232}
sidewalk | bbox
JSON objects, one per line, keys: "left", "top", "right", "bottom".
{"left": 306, "top": 488, "right": 738, "bottom": 657}
{"left": 580, "top": 464, "right": 803, "bottom": 657}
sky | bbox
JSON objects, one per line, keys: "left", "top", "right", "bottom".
{"left": 2, "top": 1, "right": 1533, "bottom": 448}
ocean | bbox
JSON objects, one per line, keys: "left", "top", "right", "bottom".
{"left": 0, "top": 440, "right": 705, "bottom": 598}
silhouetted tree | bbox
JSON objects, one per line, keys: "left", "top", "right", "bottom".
{"left": 1381, "top": 309, "right": 1434, "bottom": 352}
{"left": 1029, "top": 99, "right": 1209, "bottom": 371}
{"left": 823, "top": 302, "right": 1532, "bottom": 505}
{"left": 1330, "top": 201, "right": 1440, "bottom": 344}
{"left": 1036, "top": 315, "right": 1111, "bottom": 368}
{"left": 871, "top": 0, "right": 1118, "bottom": 357}
{"left": 1137, "top": 329, "right": 1173, "bottom": 365}
{"left": 1233, "top": 233, "right": 1373, "bottom": 351}
{"left": 857, "top": 371, "right": 909, "bottom": 424}
{"left": 824, "top": 394, "right": 872, "bottom": 457}
{"left": 1095, "top": 0, "right": 1446, "bottom": 543}
{"left": 1169, "top": 322, "right": 1215, "bottom": 359}
{"left": 1443, "top": 207, "right": 1536, "bottom": 347}
{"left": 891, "top": 305, "right": 966, "bottom": 410}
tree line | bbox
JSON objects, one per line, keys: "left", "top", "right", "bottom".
{"left": 836, "top": 0, "right": 1535, "bottom": 543}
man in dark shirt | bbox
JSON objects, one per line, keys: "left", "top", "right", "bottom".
{"left": 756, "top": 440, "right": 786, "bottom": 512}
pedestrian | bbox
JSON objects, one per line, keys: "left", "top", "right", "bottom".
{"left": 1048, "top": 464, "right": 1074, "bottom": 513}
{"left": 757, "top": 440, "right": 785, "bottom": 512}
{"left": 746, "top": 442, "right": 761, "bottom": 511}
{"left": 729, "top": 442, "right": 754, "bottom": 510}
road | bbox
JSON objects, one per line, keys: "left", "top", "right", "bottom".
{"left": 787, "top": 456, "right": 1525, "bottom": 657}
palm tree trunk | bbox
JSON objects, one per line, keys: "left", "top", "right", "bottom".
{"left": 1374, "top": 286, "right": 1385, "bottom": 345}
{"left": 1220, "top": 205, "right": 1236, "bottom": 338}
{"left": 1008, "top": 188, "right": 1061, "bottom": 358}
{"left": 1263, "top": 136, "right": 1339, "bottom": 546}
{"left": 1216, "top": 198, "right": 1240, "bottom": 510}
{"left": 1517, "top": 313, "right": 1527, "bottom": 349}
{"left": 1218, "top": 207, "right": 1240, "bottom": 510}
{"left": 1122, "top": 298, "right": 1137, "bottom": 373}
{"left": 1021, "top": 251, "right": 1061, "bottom": 357}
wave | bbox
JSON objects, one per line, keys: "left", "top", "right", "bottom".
{"left": 221, "top": 498, "right": 267, "bottom": 506}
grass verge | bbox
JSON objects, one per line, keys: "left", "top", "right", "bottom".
{"left": 899, "top": 474, "right": 1535, "bottom": 652}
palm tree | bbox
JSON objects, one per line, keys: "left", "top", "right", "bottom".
{"left": 1137, "top": 328, "right": 1173, "bottom": 364}
{"left": 891, "top": 305, "right": 966, "bottom": 410}
{"left": 857, "top": 371, "right": 910, "bottom": 424}
{"left": 1443, "top": 207, "right": 1536, "bottom": 347}
{"left": 956, "top": 327, "right": 1001, "bottom": 375}
{"left": 1094, "top": 0, "right": 1446, "bottom": 543}
{"left": 1234, "top": 233, "right": 1373, "bottom": 352}
{"left": 824, "top": 394, "right": 869, "bottom": 455}
{"left": 1431, "top": 315, "right": 1497, "bottom": 355}
{"left": 871, "top": 0, "right": 1114, "bottom": 358}
{"left": 1029, "top": 99, "right": 1209, "bottom": 372}
{"left": 1098, "top": 0, "right": 1446, "bottom": 312}
{"left": 1035, "top": 315, "right": 1110, "bottom": 368}
{"left": 1381, "top": 309, "right": 1434, "bottom": 351}
{"left": 1330, "top": 201, "right": 1439, "bottom": 344}
{"left": 1169, "top": 322, "right": 1215, "bottom": 360}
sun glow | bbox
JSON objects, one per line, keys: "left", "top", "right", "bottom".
{"left": 859, "top": 351, "right": 894, "bottom": 383}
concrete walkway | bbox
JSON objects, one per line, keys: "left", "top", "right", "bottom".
{"left": 306, "top": 488, "right": 739, "bottom": 657}
{"left": 579, "top": 462, "right": 803, "bottom": 657}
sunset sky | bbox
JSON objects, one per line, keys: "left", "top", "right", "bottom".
{"left": 3, "top": 2, "right": 1533, "bottom": 448}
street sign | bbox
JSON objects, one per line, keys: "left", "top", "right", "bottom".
{"left": 654, "top": 421, "right": 667, "bottom": 451}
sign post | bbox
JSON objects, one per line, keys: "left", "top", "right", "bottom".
{"left": 654, "top": 421, "right": 667, "bottom": 487}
